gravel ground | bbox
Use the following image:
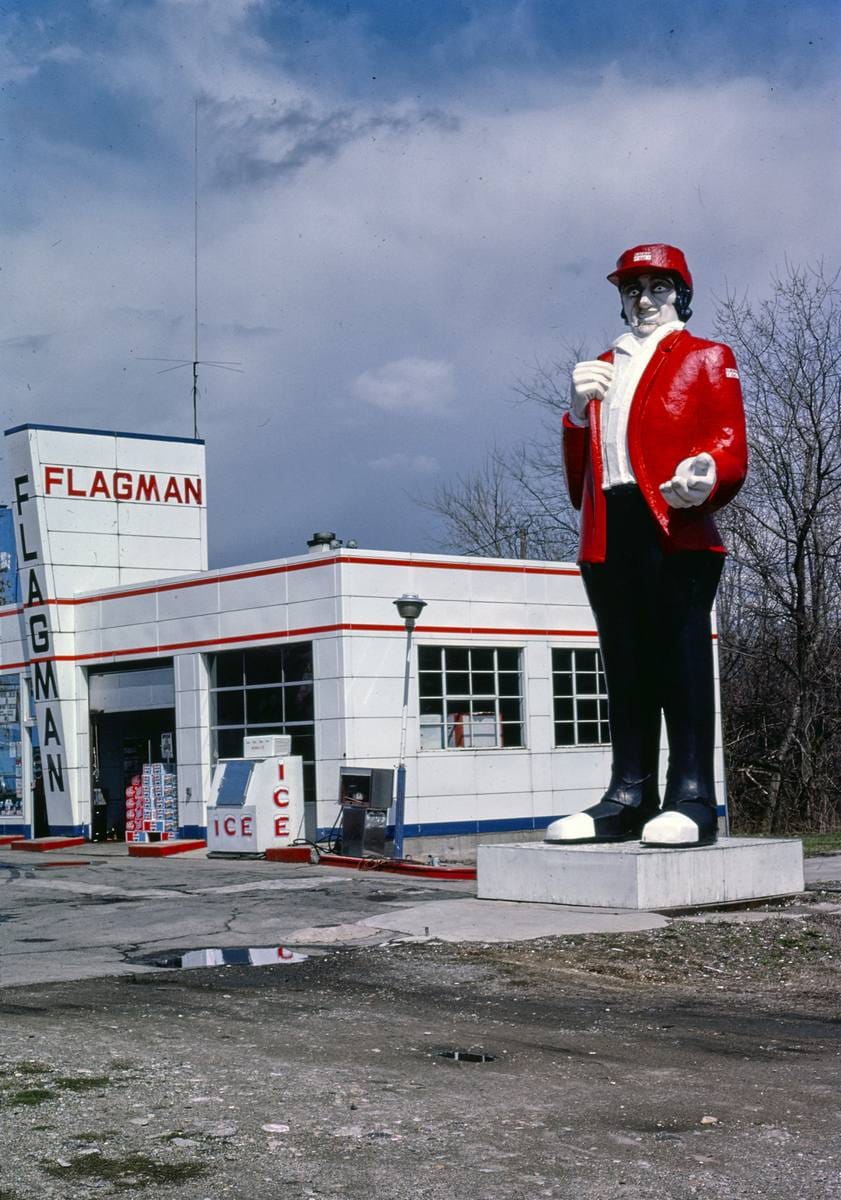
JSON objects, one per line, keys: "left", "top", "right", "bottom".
{"left": 2, "top": 886, "right": 841, "bottom": 1200}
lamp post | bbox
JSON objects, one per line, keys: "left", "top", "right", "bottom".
{"left": 392, "top": 593, "right": 427, "bottom": 860}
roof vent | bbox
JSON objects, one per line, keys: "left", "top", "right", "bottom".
{"left": 307, "top": 531, "right": 338, "bottom": 554}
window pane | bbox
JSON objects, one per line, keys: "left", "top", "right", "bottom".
{"left": 471, "top": 648, "right": 494, "bottom": 671}
{"left": 243, "top": 646, "right": 285, "bottom": 685}
{"left": 420, "top": 697, "right": 444, "bottom": 716}
{"left": 578, "top": 722, "right": 600, "bottom": 744}
{"left": 246, "top": 687, "right": 285, "bottom": 725}
{"left": 418, "top": 646, "right": 440, "bottom": 670}
{"left": 471, "top": 671, "right": 495, "bottom": 695}
{"left": 444, "top": 648, "right": 469, "bottom": 671}
{"left": 420, "top": 717, "right": 444, "bottom": 749}
{"left": 501, "top": 722, "right": 523, "bottom": 748}
{"left": 288, "top": 729, "right": 315, "bottom": 762}
{"left": 216, "top": 729, "right": 244, "bottom": 759}
{"left": 499, "top": 698, "right": 521, "bottom": 723}
{"left": 445, "top": 671, "right": 470, "bottom": 695}
{"left": 464, "top": 717, "right": 498, "bottom": 748}
{"left": 215, "top": 690, "right": 244, "bottom": 725}
{"left": 578, "top": 698, "right": 599, "bottom": 722}
{"left": 552, "top": 648, "right": 573, "bottom": 673}
{"left": 419, "top": 671, "right": 442, "bottom": 698}
{"left": 554, "top": 697, "right": 574, "bottom": 723}
{"left": 575, "top": 671, "right": 599, "bottom": 695}
{"left": 498, "top": 672, "right": 521, "bottom": 697}
{"left": 496, "top": 648, "right": 520, "bottom": 672}
{"left": 283, "top": 642, "right": 313, "bottom": 683}
{"left": 555, "top": 722, "right": 575, "bottom": 746}
{"left": 213, "top": 651, "right": 243, "bottom": 688}
{"left": 285, "top": 683, "right": 314, "bottom": 723}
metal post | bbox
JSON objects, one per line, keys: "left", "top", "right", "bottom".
{"left": 393, "top": 619, "right": 414, "bottom": 860}
{"left": 391, "top": 594, "right": 426, "bottom": 861}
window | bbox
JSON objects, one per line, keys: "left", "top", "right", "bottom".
{"left": 418, "top": 646, "right": 524, "bottom": 750}
{"left": 552, "top": 648, "right": 610, "bottom": 746}
{"left": 209, "top": 644, "right": 315, "bottom": 802}
{"left": 0, "top": 674, "right": 22, "bottom": 818}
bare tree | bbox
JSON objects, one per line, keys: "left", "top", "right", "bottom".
{"left": 418, "top": 350, "right": 582, "bottom": 562}
{"left": 715, "top": 263, "right": 841, "bottom": 833}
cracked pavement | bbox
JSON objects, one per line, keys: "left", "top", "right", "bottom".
{"left": 1, "top": 846, "right": 840, "bottom": 1198}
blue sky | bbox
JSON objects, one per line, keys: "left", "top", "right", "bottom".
{"left": 2, "top": 0, "right": 840, "bottom": 566}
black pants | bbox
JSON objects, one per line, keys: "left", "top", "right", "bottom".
{"left": 580, "top": 486, "right": 723, "bottom": 809}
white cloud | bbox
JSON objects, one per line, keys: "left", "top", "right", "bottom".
{"left": 352, "top": 358, "right": 456, "bottom": 413}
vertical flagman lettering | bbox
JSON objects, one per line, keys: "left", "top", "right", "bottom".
{"left": 14, "top": 470, "right": 68, "bottom": 811}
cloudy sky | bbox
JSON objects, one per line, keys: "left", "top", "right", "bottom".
{"left": 3, "top": 0, "right": 839, "bottom": 567}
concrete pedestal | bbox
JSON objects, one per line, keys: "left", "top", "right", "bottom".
{"left": 476, "top": 837, "right": 804, "bottom": 911}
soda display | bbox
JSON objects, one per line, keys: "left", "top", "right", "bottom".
{"left": 125, "top": 762, "right": 178, "bottom": 842}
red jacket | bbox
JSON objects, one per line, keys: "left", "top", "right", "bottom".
{"left": 563, "top": 329, "right": 748, "bottom": 563}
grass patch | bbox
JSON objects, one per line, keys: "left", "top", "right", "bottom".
{"left": 43, "top": 1153, "right": 208, "bottom": 1191}
{"left": 732, "top": 830, "right": 841, "bottom": 857}
{"left": 800, "top": 833, "right": 841, "bottom": 857}
{"left": 54, "top": 1075, "right": 112, "bottom": 1092}
{"left": 4, "top": 1088, "right": 54, "bottom": 1108}
{"left": 0, "top": 1188, "right": 24, "bottom": 1200}
{"left": 0, "top": 1061, "right": 50, "bottom": 1077}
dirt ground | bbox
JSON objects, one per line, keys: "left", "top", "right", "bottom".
{"left": 2, "top": 891, "right": 841, "bottom": 1200}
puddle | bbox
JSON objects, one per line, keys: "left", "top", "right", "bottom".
{"left": 136, "top": 946, "right": 308, "bottom": 970}
{"left": 438, "top": 1050, "right": 496, "bottom": 1063}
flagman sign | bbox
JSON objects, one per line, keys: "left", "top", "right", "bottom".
{"left": 4, "top": 424, "right": 207, "bottom": 833}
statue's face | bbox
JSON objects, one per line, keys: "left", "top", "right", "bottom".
{"left": 619, "top": 273, "right": 679, "bottom": 336}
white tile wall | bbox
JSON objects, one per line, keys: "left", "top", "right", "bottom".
{"left": 114, "top": 436, "right": 205, "bottom": 476}
{"left": 45, "top": 499, "right": 119, "bottom": 535}
{"left": 117, "top": 503, "right": 204, "bottom": 539}
{"left": 118, "top": 535, "right": 203, "bottom": 573}
{"left": 35, "top": 430, "right": 118, "bottom": 471}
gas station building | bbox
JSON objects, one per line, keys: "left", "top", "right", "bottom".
{"left": 0, "top": 424, "right": 727, "bottom": 854}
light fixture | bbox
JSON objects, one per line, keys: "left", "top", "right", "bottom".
{"left": 394, "top": 593, "right": 427, "bottom": 628}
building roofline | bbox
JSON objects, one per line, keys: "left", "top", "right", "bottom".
{"left": 4, "top": 423, "right": 204, "bottom": 446}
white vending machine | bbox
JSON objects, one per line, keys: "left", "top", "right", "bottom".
{"left": 206, "top": 735, "right": 305, "bottom": 855}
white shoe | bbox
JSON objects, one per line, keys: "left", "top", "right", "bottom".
{"left": 544, "top": 811, "right": 596, "bottom": 843}
{"left": 641, "top": 808, "right": 714, "bottom": 847}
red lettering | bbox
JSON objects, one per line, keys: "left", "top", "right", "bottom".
{"left": 274, "top": 816, "right": 290, "bottom": 838}
{"left": 89, "top": 469, "right": 111, "bottom": 499}
{"left": 213, "top": 817, "right": 220, "bottom": 836}
{"left": 44, "top": 466, "right": 64, "bottom": 494}
{"left": 277, "top": 763, "right": 285, "bottom": 781}
{"left": 136, "top": 474, "right": 160, "bottom": 502}
{"left": 163, "top": 476, "right": 183, "bottom": 503}
{"left": 183, "top": 477, "right": 203, "bottom": 505}
{"left": 241, "top": 816, "right": 253, "bottom": 837}
{"left": 66, "top": 468, "right": 86, "bottom": 498}
{"left": 113, "top": 471, "right": 133, "bottom": 500}
{"left": 273, "top": 786, "right": 290, "bottom": 808}
{"left": 223, "top": 816, "right": 236, "bottom": 835}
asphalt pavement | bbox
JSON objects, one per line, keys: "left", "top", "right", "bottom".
{"left": 0, "top": 844, "right": 672, "bottom": 988}
{"left": 2, "top": 844, "right": 840, "bottom": 1200}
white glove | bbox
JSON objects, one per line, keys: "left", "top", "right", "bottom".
{"left": 570, "top": 359, "right": 614, "bottom": 422}
{"left": 659, "top": 453, "right": 717, "bottom": 509}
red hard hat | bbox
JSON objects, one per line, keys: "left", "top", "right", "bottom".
{"left": 607, "top": 244, "right": 693, "bottom": 293}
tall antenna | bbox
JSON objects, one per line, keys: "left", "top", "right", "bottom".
{"left": 193, "top": 95, "right": 199, "bottom": 435}
{"left": 138, "top": 97, "right": 243, "bottom": 439}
